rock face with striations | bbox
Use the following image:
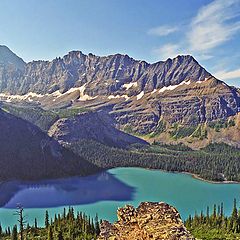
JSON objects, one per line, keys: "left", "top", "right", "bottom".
{"left": 0, "top": 46, "right": 239, "bottom": 144}
{"left": 0, "top": 46, "right": 211, "bottom": 95}
{"left": 111, "top": 77, "right": 240, "bottom": 134}
{"left": 98, "top": 202, "right": 195, "bottom": 240}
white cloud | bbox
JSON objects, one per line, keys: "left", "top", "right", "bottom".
{"left": 188, "top": 0, "right": 240, "bottom": 52}
{"left": 151, "top": 0, "right": 240, "bottom": 60}
{"left": 153, "top": 44, "right": 184, "bottom": 60}
{"left": 148, "top": 25, "right": 178, "bottom": 36}
{"left": 214, "top": 68, "right": 240, "bottom": 80}
{"left": 194, "top": 54, "right": 214, "bottom": 61}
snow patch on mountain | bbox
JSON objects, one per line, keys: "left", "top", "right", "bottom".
{"left": 159, "top": 80, "right": 191, "bottom": 93}
{"left": 123, "top": 82, "right": 138, "bottom": 90}
{"left": 137, "top": 91, "right": 144, "bottom": 100}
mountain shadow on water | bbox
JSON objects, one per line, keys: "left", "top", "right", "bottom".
{"left": 0, "top": 171, "right": 135, "bottom": 208}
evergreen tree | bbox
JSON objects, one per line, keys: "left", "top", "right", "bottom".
{"left": 11, "top": 225, "right": 18, "bottom": 240}
{"left": 15, "top": 207, "right": 25, "bottom": 240}
{"left": 232, "top": 198, "right": 238, "bottom": 221}
{"left": 45, "top": 210, "right": 49, "bottom": 228}
{"left": 34, "top": 218, "right": 38, "bottom": 229}
{"left": 95, "top": 214, "right": 100, "bottom": 235}
{"left": 48, "top": 226, "right": 53, "bottom": 240}
{"left": 220, "top": 202, "right": 224, "bottom": 218}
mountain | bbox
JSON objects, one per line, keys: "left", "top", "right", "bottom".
{"left": 48, "top": 110, "right": 147, "bottom": 148}
{"left": 0, "top": 45, "right": 25, "bottom": 69}
{"left": 0, "top": 45, "right": 26, "bottom": 93}
{"left": 0, "top": 50, "right": 211, "bottom": 95}
{"left": 112, "top": 77, "right": 240, "bottom": 134}
{"left": 0, "top": 108, "right": 99, "bottom": 180}
{"left": 0, "top": 47, "right": 239, "bottom": 148}
{"left": 98, "top": 202, "right": 195, "bottom": 240}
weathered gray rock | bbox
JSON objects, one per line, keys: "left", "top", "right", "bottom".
{"left": 98, "top": 202, "right": 195, "bottom": 240}
{"left": 0, "top": 48, "right": 211, "bottom": 95}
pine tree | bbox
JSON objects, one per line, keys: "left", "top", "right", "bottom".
{"left": 220, "top": 202, "right": 224, "bottom": 218}
{"left": 45, "top": 210, "right": 49, "bottom": 228}
{"left": 206, "top": 206, "right": 210, "bottom": 224}
{"left": 15, "top": 206, "right": 26, "bottom": 240}
{"left": 11, "top": 225, "right": 18, "bottom": 240}
{"left": 34, "top": 218, "right": 38, "bottom": 229}
{"left": 213, "top": 204, "right": 217, "bottom": 219}
{"left": 63, "top": 208, "right": 66, "bottom": 219}
{"left": 95, "top": 214, "right": 100, "bottom": 235}
{"left": 48, "top": 226, "right": 53, "bottom": 240}
{"left": 232, "top": 198, "right": 238, "bottom": 221}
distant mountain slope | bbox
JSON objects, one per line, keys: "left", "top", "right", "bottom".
{"left": 48, "top": 110, "right": 148, "bottom": 148}
{"left": 0, "top": 103, "right": 147, "bottom": 148}
{"left": 112, "top": 77, "right": 240, "bottom": 134}
{"left": 0, "top": 108, "right": 99, "bottom": 180}
{"left": 0, "top": 45, "right": 26, "bottom": 93}
{"left": 0, "top": 45, "right": 25, "bottom": 69}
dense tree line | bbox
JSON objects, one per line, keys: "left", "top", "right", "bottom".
{"left": 0, "top": 103, "right": 89, "bottom": 132}
{"left": 1, "top": 103, "right": 240, "bottom": 183}
{"left": 68, "top": 140, "right": 240, "bottom": 182}
{"left": 0, "top": 207, "right": 100, "bottom": 240}
{"left": 185, "top": 199, "right": 240, "bottom": 239}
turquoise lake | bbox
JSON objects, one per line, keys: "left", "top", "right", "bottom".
{"left": 0, "top": 167, "right": 240, "bottom": 228}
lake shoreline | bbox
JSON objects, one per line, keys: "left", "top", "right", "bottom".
{"left": 0, "top": 167, "right": 239, "bottom": 185}
{"left": 180, "top": 172, "right": 239, "bottom": 185}
{"left": 143, "top": 168, "right": 240, "bottom": 185}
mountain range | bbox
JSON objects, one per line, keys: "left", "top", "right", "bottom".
{"left": 0, "top": 45, "right": 239, "bottom": 179}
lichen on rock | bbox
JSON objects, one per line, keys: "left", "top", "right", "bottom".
{"left": 98, "top": 202, "right": 195, "bottom": 240}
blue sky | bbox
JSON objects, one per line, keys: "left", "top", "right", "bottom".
{"left": 0, "top": 0, "right": 239, "bottom": 87}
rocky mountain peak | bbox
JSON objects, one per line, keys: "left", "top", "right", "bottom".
{"left": 0, "top": 45, "right": 26, "bottom": 69}
{"left": 0, "top": 47, "right": 213, "bottom": 95}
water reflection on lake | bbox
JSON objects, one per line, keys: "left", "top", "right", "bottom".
{"left": 0, "top": 171, "right": 135, "bottom": 208}
{"left": 0, "top": 167, "right": 240, "bottom": 229}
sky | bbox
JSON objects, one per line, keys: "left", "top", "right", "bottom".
{"left": 0, "top": 0, "right": 239, "bottom": 87}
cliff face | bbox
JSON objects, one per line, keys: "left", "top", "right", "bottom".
{"left": 0, "top": 46, "right": 239, "bottom": 147}
{"left": 98, "top": 202, "right": 195, "bottom": 240}
{"left": 0, "top": 48, "right": 211, "bottom": 95}
{"left": 111, "top": 77, "right": 240, "bottom": 134}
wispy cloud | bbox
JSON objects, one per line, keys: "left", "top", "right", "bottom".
{"left": 148, "top": 25, "right": 178, "bottom": 36}
{"left": 150, "top": 0, "right": 240, "bottom": 61}
{"left": 153, "top": 44, "right": 185, "bottom": 60}
{"left": 188, "top": 0, "right": 240, "bottom": 52}
{"left": 214, "top": 68, "right": 240, "bottom": 80}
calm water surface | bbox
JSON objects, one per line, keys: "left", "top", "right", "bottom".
{"left": 0, "top": 167, "right": 240, "bottom": 228}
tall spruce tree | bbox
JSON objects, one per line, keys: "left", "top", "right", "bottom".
{"left": 11, "top": 225, "right": 18, "bottom": 240}
{"left": 45, "top": 210, "right": 49, "bottom": 228}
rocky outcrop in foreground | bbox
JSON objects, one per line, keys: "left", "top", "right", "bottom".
{"left": 98, "top": 202, "right": 195, "bottom": 240}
